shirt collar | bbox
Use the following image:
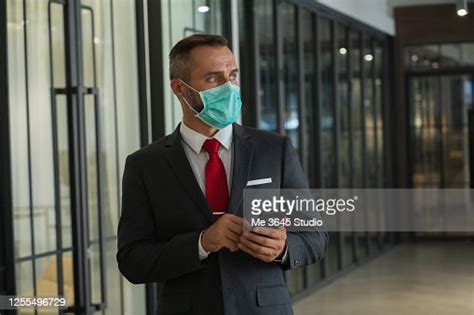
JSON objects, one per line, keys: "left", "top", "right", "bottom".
{"left": 179, "top": 121, "right": 233, "bottom": 154}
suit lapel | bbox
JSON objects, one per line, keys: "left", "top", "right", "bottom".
{"left": 228, "top": 123, "right": 254, "bottom": 215}
{"left": 163, "top": 124, "right": 214, "bottom": 223}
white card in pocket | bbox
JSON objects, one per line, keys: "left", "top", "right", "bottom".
{"left": 246, "top": 177, "right": 272, "bottom": 186}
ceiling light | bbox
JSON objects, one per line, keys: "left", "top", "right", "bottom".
{"left": 456, "top": 0, "right": 468, "bottom": 16}
{"left": 339, "top": 47, "right": 347, "bottom": 55}
{"left": 198, "top": 5, "right": 210, "bottom": 13}
{"left": 364, "top": 54, "right": 373, "bottom": 62}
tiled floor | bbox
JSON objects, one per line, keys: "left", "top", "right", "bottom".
{"left": 293, "top": 242, "right": 474, "bottom": 315}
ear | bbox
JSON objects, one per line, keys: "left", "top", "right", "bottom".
{"left": 170, "top": 79, "right": 185, "bottom": 99}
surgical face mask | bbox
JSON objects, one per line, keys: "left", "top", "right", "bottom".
{"left": 179, "top": 79, "right": 242, "bottom": 129}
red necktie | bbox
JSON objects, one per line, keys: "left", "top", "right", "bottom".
{"left": 202, "top": 139, "right": 229, "bottom": 218}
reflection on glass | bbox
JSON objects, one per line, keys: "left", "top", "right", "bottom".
{"left": 8, "top": 0, "right": 33, "bottom": 260}
{"left": 363, "top": 35, "right": 376, "bottom": 188}
{"left": 406, "top": 43, "right": 474, "bottom": 70}
{"left": 162, "top": 0, "right": 227, "bottom": 132}
{"left": 8, "top": 0, "right": 142, "bottom": 313}
{"left": 301, "top": 10, "right": 324, "bottom": 285}
{"left": 282, "top": 3, "right": 299, "bottom": 148}
{"left": 105, "top": 240, "right": 127, "bottom": 315}
{"left": 35, "top": 256, "right": 58, "bottom": 307}
{"left": 301, "top": 10, "right": 316, "bottom": 184}
{"left": 81, "top": 1, "right": 142, "bottom": 314}
{"left": 320, "top": 18, "right": 336, "bottom": 188}
{"left": 441, "top": 76, "right": 472, "bottom": 188}
{"left": 89, "top": 243, "right": 103, "bottom": 307}
{"left": 56, "top": 95, "right": 72, "bottom": 249}
{"left": 374, "top": 40, "right": 386, "bottom": 244}
{"left": 374, "top": 40, "right": 384, "bottom": 187}
{"left": 405, "top": 44, "right": 439, "bottom": 69}
{"left": 350, "top": 31, "right": 363, "bottom": 189}
{"left": 256, "top": 0, "right": 278, "bottom": 131}
{"left": 15, "top": 261, "right": 34, "bottom": 297}
{"left": 319, "top": 17, "right": 340, "bottom": 276}
{"left": 411, "top": 75, "right": 473, "bottom": 188}
{"left": 336, "top": 24, "right": 353, "bottom": 268}
{"left": 411, "top": 77, "right": 442, "bottom": 187}
{"left": 26, "top": 0, "right": 57, "bottom": 256}
{"left": 338, "top": 24, "right": 350, "bottom": 188}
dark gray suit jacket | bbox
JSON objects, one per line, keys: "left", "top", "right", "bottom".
{"left": 117, "top": 123, "right": 328, "bottom": 315}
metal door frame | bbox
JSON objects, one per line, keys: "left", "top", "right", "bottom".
{"left": 48, "top": 0, "right": 107, "bottom": 314}
{"left": 0, "top": 0, "right": 17, "bottom": 300}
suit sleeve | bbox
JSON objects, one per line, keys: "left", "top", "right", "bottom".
{"left": 116, "top": 155, "right": 206, "bottom": 284}
{"left": 281, "top": 136, "right": 329, "bottom": 270}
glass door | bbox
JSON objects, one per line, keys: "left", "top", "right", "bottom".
{"left": 7, "top": 0, "right": 143, "bottom": 314}
{"left": 408, "top": 73, "right": 474, "bottom": 189}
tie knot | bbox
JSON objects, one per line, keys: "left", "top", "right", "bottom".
{"left": 203, "top": 138, "right": 220, "bottom": 155}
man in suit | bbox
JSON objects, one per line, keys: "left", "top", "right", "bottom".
{"left": 117, "top": 34, "right": 328, "bottom": 315}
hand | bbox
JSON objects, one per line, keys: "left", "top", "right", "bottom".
{"left": 201, "top": 214, "right": 243, "bottom": 253}
{"left": 238, "top": 226, "right": 287, "bottom": 262}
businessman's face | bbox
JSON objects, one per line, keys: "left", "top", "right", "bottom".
{"left": 179, "top": 45, "right": 239, "bottom": 111}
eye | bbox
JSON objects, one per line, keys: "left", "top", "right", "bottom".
{"left": 229, "top": 73, "right": 238, "bottom": 82}
{"left": 206, "top": 75, "right": 219, "bottom": 83}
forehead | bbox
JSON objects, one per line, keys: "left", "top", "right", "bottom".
{"left": 188, "top": 45, "right": 237, "bottom": 75}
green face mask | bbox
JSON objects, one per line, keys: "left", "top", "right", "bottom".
{"left": 179, "top": 80, "right": 242, "bottom": 129}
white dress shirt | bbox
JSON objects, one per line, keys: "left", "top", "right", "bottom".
{"left": 179, "top": 121, "right": 287, "bottom": 263}
{"left": 180, "top": 121, "right": 233, "bottom": 196}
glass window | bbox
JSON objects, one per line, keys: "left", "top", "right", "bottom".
{"left": 338, "top": 24, "right": 350, "bottom": 188}
{"left": 256, "top": 0, "right": 278, "bottom": 132}
{"left": 374, "top": 40, "right": 384, "bottom": 187}
{"left": 406, "top": 42, "right": 474, "bottom": 70}
{"left": 410, "top": 77, "right": 442, "bottom": 187}
{"left": 301, "top": 11, "right": 316, "bottom": 185}
{"left": 161, "top": 0, "right": 229, "bottom": 133}
{"left": 336, "top": 24, "right": 353, "bottom": 268}
{"left": 282, "top": 3, "right": 299, "bottom": 149}
{"left": 7, "top": 0, "right": 144, "bottom": 313}
{"left": 350, "top": 31, "right": 363, "bottom": 188}
{"left": 319, "top": 17, "right": 340, "bottom": 276}
{"left": 460, "top": 43, "right": 474, "bottom": 65}
{"left": 320, "top": 17, "right": 336, "bottom": 189}
{"left": 7, "top": 0, "right": 32, "bottom": 260}
{"left": 363, "top": 35, "right": 376, "bottom": 188}
{"left": 301, "top": 9, "right": 323, "bottom": 285}
{"left": 410, "top": 75, "right": 473, "bottom": 188}
{"left": 440, "top": 43, "right": 462, "bottom": 67}
{"left": 406, "top": 44, "right": 439, "bottom": 70}
{"left": 282, "top": 3, "right": 305, "bottom": 296}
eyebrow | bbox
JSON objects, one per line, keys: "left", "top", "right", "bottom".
{"left": 204, "top": 69, "right": 239, "bottom": 76}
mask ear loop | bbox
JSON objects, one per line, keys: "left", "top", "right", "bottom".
{"left": 182, "top": 96, "right": 201, "bottom": 116}
{"left": 178, "top": 79, "right": 203, "bottom": 116}
{"left": 178, "top": 79, "right": 201, "bottom": 93}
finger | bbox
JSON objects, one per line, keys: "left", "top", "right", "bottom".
{"left": 222, "top": 213, "right": 243, "bottom": 224}
{"left": 239, "top": 235, "right": 276, "bottom": 256}
{"left": 225, "top": 229, "right": 241, "bottom": 244}
{"left": 223, "top": 238, "right": 239, "bottom": 252}
{"left": 228, "top": 214, "right": 244, "bottom": 225}
{"left": 238, "top": 242, "right": 273, "bottom": 262}
{"left": 242, "top": 231, "right": 280, "bottom": 250}
{"left": 252, "top": 227, "right": 286, "bottom": 240}
{"left": 226, "top": 220, "right": 244, "bottom": 235}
